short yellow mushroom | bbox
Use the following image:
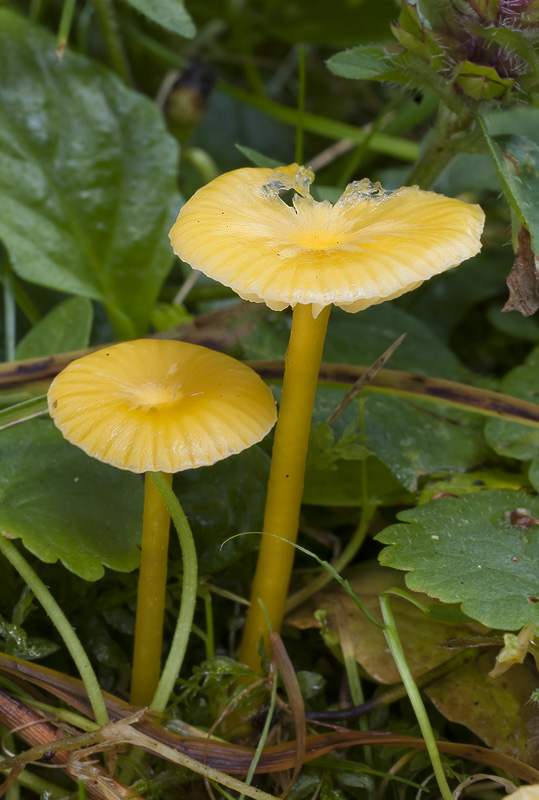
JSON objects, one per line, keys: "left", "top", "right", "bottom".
{"left": 48, "top": 339, "right": 277, "bottom": 706}
{"left": 169, "top": 165, "right": 485, "bottom": 673}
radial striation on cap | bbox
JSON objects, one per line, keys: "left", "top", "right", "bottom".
{"left": 48, "top": 339, "right": 277, "bottom": 474}
{"left": 169, "top": 164, "right": 485, "bottom": 317}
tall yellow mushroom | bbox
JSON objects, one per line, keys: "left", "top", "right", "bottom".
{"left": 169, "top": 164, "right": 485, "bottom": 673}
{"left": 48, "top": 339, "right": 276, "bottom": 707}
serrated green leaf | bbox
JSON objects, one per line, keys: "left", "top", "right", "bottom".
{"left": 15, "top": 297, "right": 93, "bottom": 360}
{"left": 328, "top": 44, "right": 464, "bottom": 112}
{"left": 0, "top": 419, "right": 143, "bottom": 581}
{"left": 377, "top": 489, "right": 539, "bottom": 630}
{"left": 120, "top": 0, "right": 195, "bottom": 37}
{"left": 327, "top": 46, "right": 401, "bottom": 81}
{"left": 0, "top": 11, "right": 180, "bottom": 339}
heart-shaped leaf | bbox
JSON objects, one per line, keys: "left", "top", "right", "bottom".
{"left": 0, "top": 11, "right": 180, "bottom": 338}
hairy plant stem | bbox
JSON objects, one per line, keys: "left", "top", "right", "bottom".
{"left": 0, "top": 536, "right": 109, "bottom": 727}
{"left": 130, "top": 473, "right": 172, "bottom": 707}
{"left": 380, "top": 593, "right": 454, "bottom": 800}
{"left": 148, "top": 471, "right": 198, "bottom": 713}
{"left": 406, "top": 106, "right": 475, "bottom": 189}
{"left": 239, "top": 304, "right": 331, "bottom": 672}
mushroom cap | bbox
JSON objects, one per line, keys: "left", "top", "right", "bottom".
{"left": 169, "top": 164, "right": 485, "bottom": 318}
{"left": 48, "top": 340, "right": 277, "bottom": 474}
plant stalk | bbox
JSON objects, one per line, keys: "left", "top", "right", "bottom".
{"left": 1, "top": 258, "right": 16, "bottom": 363}
{"left": 406, "top": 105, "right": 475, "bottom": 189}
{"left": 239, "top": 303, "right": 331, "bottom": 672}
{"left": 90, "top": 0, "right": 131, "bottom": 85}
{"left": 380, "top": 593, "right": 454, "bottom": 800}
{"left": 148, "top": 471, "right": 198, "bottom": 713}
{"left": 0, "top": 536, "right": 109, "bottom": 727}
{"left": 130, "top": 472, "right": 172, "bottom": 707}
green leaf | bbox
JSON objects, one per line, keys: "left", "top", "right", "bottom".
{"left": 235, "top": 145, "right": 283, "bottom": 169}
{"left": 120, "top": 0, "right": 195, "bottom": 37}
{"left": 15, "top": 297, "right": 93, "bottom": 360}
{"left": 484, "top": 344, "right": 539, "bottom": 461}
{"left": 286, "top": 775, "right": 320, "bottom": 800}
{"left": 427, "top": 650, "right": 539, "bottom": 767}
{"left": 472, "top": 24, "right": 539, "bottom": 81}
{"left": 327, "top": 46, "right": 400, "bottom": 81}
{"left": 288, "top": 560, "right": 481, "bottom": 683}
{"left": 418, "top": 469, "right": 529, "bottom": 504}
{"left": 486, "top": 302, "right": 539, "bottom": 342}
{"left": 306, "top": 420, "right": 370, "bottom": 473}
{"left": 377, "top": 489, "right": 539, "bottom": 630}
{"left": 85, "top": 616, "right": 128, "bottom": 668}
{"left": 0, "top": 419, "right": 143, "bottom": 581}
{"left": 150, "top": 301, "right": 192, "bottom": 332}
{"left": 0, "top": 614, "right": 59, "bottom": 660}
{"left": 454, "top": 61, "right": 514, "bottom": 102}
{"left": 0, "top": 11, "right": 180, "bottom": 339}
{"left": 174, "top": 445, "right": 271, "bottom": 573}
{"left": 321, "top": 309, "right": 490, "bottom": 491}
{"left": 296, "top": 670, "right": 326, "bottom": 699}
{"left": 401, "top": 254, "right": 507, "bottom": 342}
{"left": 304, "top": 456, "right": 411, "bottom": 506}
{"left": 327, "top": 46, "right": 464, "bottom": 112}
{"left": 479, "top": 123, "right": 539, "bottom": 246}
{"left": 244, "top": 306, "right": 490, "bottom": 492}
{"left": 487, "top": 105, "right": 539, "bottom": 144}
{"left": 363, "top": 394, "right": 491, "bottom": 491}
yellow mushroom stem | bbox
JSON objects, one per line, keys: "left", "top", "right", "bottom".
{"left": 131, "top": 472, "right": 173, "bottom": 706}
{"left": 239, "top": 303, "right": 331, "bottom": 672}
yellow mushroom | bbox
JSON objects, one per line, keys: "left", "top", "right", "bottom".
{"left": 169, "top": 164, "right": 485, "bottom": 673}
{"left": 48, "top": 339, "right": 276, "bottom": 706}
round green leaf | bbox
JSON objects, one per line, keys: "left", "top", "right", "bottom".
{"left": 377, "top": 489, "right": 539, "bottom": 630}
{"left": 0, "top": 11, "right": 180, "bottom": 338}
{"left": 0, "top": 419, "right": 143, "bottom": 581}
